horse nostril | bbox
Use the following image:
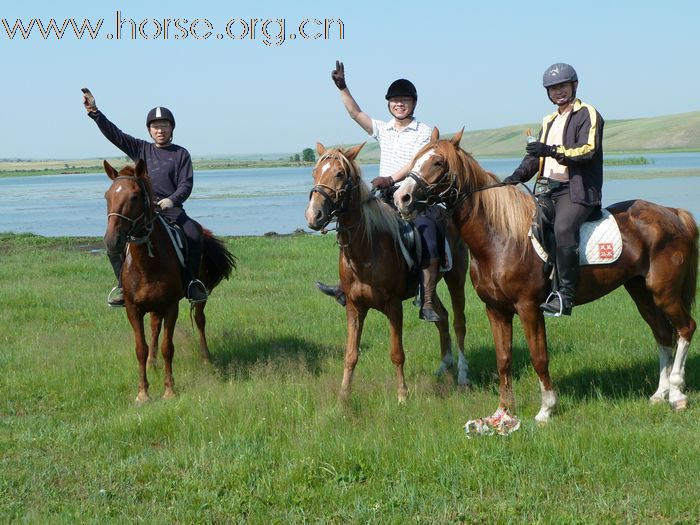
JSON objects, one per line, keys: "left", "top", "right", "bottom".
{"left": 400, "top": 193, "right": 411, "bottom": 204}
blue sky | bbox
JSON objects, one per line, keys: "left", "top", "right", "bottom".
{"left": 1, "top": 0, "right": 698, "bottom": 159}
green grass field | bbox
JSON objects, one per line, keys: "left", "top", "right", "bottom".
{"left": 1, "top": 233, "right": 699, "bottom": 523}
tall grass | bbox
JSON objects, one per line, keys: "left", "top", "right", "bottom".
{"left": 1, "top": 233, "right": 698, "bottom": 523}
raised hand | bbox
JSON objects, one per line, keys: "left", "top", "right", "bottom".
{"left": 81, "top": 88, "right": 97, "bottom": 113}
{"left": 331, "top": 60, "right": 347, "bottom": 90}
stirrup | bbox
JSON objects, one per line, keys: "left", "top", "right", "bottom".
{"left": 541, "top": 291, "right": 564, "bottom": 317}
{"left": 107, "top": 286, "right": 125, "bottom": 308}
{"left": 187, "top": 279, "right": 208, "bottom": 304}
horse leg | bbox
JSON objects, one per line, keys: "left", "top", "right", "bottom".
{"left": 340, "top": 301, "right": 367, "bottom": 401}
{"left": 126, "top": 307, "right": 150, "bottom": 404}
{"left": 518, "top": 306, "right": 556, "bottom": 422}
{"left": 160, "top": 303, "right": 180, "bottom": 400}
{"left": 431, "top": 292, "right": 455, "bottom": 381}
{"left": 485, "top": 306, "right": 515, "bottom": 414}
{"left": 645, "top": 274, "right": 697, "bottom": 410}
{"left": 623, "top": 279, "right": 675, "bottom": 404}
{"left": 444, "top": 267, "right": 469, "bottom": 387}
{"left": 147, "top": 313, "right": 162, "bottom": 369}
{"left": 654, "top": 298, "right": 695, "bottom": 411}
{"left": 386, "top": 301, "right": 409, "bottom": 403}
{"left": 193, "top": 302, "right": 212, "bottom": 363}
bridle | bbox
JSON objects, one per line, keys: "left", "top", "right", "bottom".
{"left": 406, "top": 160, "right": 508, "bottom": 214}
{"left": 309, "top": 152, "right": 356, "bottom": 230}
{"left": 107, "top": 175, "right": 157, "bottom": 250}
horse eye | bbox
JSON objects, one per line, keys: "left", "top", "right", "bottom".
{"left": 434, "top": 160, "right": 444, "bottom": 167}
{"left": 334, "top": 171, "right": 345, "bottom": 179}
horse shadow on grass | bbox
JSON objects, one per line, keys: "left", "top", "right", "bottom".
{"left": 431, "top": 343, "right": 535, "bottom": 397}
{"left": 552, "top": 350, "right": 700, "bottom": 403}
{"left": 207, "top": 328, "right": 333, "bottom": 382}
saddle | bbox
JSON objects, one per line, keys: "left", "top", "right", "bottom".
{"left": 529, "top": 189, "right": 622, "bottom": 279}
{"left": 374, "top": 187, "right": 452, "bottom": 275}
{"left": 157, "top": 214, "right": 188, "bottom": 269}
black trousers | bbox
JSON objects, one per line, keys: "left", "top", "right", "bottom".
{"left": 550, "top": 184, "right": 596, "bottom": 248}
{"left": 414, "top": 205, "right": 445, "bottom": 267}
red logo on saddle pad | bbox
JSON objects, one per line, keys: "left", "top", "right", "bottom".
{"left": 598, "top": 242, "right": 614, "bottom": 260}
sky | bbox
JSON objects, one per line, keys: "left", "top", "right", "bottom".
{"left": 1, "top": 0, "right": 699, "bottom": 159}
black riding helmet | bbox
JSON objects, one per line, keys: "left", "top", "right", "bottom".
{"left": 385, "top": 79, "right": 417, "bottom": 100}
{"left": 542, "top": 63, "right": 578, "bottom": 87}
{"left": 146, "top": 107, "right": 176, "bottom": 129}
{"left": 542, "top": 63, "right": 578, "bottom": 104}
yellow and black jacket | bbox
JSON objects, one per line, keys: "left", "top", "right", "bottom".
{"left": 512, "top": 99, "right": 604, "bottom": 206}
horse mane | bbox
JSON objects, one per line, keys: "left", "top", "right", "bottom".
{"left": 321, "top": 149, "right": 402, "bottom": 247}
{"left": 435, "top": 141, "right": 535, "bottom": 252}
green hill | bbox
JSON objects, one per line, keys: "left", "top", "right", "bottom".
{"left": 355, "top": 109, "right": 700, "bottom": 161}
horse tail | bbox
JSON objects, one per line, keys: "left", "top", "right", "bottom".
{"left": 201, "top": 229, "right": 236, "bottom": 291}
{"left": 677, "top": 209, "right": 698, "bottom": 310}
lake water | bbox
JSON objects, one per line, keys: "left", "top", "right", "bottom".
{"left": 1, "top": 153, "right": 699, "bottom": 237}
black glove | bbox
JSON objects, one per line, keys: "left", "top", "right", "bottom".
{"left": 526, "top": 141, "right": 557, "bottom": 157}
{"left": 502, "top": 175, "right": 520, "bottom": 185}
{"left": 371, "top": 176, "right": 394, "bottom": 189}
{"left": 331, "top": 60, "right": 347, "bottom": 90}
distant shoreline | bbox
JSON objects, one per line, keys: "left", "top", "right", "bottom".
{"left": 2, "top": 150, "right": 700, "bottom": 179}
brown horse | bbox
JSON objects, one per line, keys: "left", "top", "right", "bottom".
{"left": 305, "top": 143, "right": 470, "bottom": 402}
{"left": 103, "top": 160, "right": 235, "bottom": 403}
{"left": 395, "top": 128, "right": 697, "bottom": 421}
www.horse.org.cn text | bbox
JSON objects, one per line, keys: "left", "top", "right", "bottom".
{"left": 1, "top": 12, "right": 345, "bottom": 47}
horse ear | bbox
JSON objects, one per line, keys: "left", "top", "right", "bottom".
{"left": 344, "top": 142, "right": 365, "bottom": 161}
{"left": 103, "top": 160, "right": 118, "bottom": 180}
{"left": 134, "top": 159, "right": 147, "bottom": 179}
{"left": 450, "top": 127, "right": 464, "bottom": 147}
{"left": 431, "top": 127, "right": 440, "bottom": 142}
{"left": 316, "top": 142, "right": 327, "bottom": 156}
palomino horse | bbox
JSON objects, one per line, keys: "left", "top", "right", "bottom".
{"left": 103, "top": 160, "right": 235, "bottom": 403}
{"left": 305, "top": 143, "right": 470, "bottom": 402}
{"left": 395, "top": 129, "right": 697, "bottom": 421}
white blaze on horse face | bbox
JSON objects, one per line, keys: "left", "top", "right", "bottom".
{"left": 412, "top": 148, "right": 437, "bottom": 176}
{"left": 320, "top": 162, "right": 331, "bottom": 176}
{"left": 116, "top": 185, "right": 123, "bottom": 193}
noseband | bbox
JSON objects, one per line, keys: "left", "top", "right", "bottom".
{"left": 107, "top": 175, "right": 156, "bottom": 246}
{"left": 406, "top": 169, "right": 459, "bottom": 210}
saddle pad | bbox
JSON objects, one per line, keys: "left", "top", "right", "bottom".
{"left": 530, "top": 209, "right": 622, "bottom": 265}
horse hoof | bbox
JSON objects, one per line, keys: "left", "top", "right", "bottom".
{"left": 671, "top": 398, "right": 688, "bottom": 411}
{"left": 649, "top": 394, "right": 667, "bottom": 405}
{"left": 135, "top": 393, "right": 150, "bottom": 404}
{"left": 534, "top": 412, "right": 551, "bottom": 424}
{"left": 163, "top": 390, "right": 176, "bottom": 400}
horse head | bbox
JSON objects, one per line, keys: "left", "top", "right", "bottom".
{"left": 305, "top": 142, "right": 365, "bottom": 230}
{"left": 394, "top": 127, "right": 465, "bottom": 219}
{"left": 103, "top": 159, "right": 154, "bottom": 254}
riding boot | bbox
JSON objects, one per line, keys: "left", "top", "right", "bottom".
{"left": 315, "top": 281, "right": 346, "bottom": 306}
{"left": 185, "top": 240, "right": 208, "bottom": 304}
{"left": 419, "top": 259, "right": 441, "bottom": 322}
{"left": 107, "top": 251, "right": 125, "bottom": 307}
{"left": 541, "top": 246, "right": 580, "bottom": 316}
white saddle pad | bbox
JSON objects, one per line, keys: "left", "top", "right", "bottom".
{"left": 530, "top": 209, "right": 622, "bottom": 265}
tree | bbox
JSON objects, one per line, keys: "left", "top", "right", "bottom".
{"left": 294, "top": 154, "right": 301, "bottom": 162}
{"left": 302, "top": 148, "right": 315, "bottom": 163}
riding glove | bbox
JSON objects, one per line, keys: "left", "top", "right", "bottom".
{"left": 526, "top": 141, "right": 557, "bottom": 157}
{"left": 81, "top": 88, "right": 97, "bottom": 113}
{"left": 158, "top": 198, "right": 174, "bottom": 210}
{"left": 371, "top": 176, "right": 394, "bottom": 189}
{"left": 332, "top": 60, "right": 347, "bottom": 90}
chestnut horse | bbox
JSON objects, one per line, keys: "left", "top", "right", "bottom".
{"left": 395, "top": 129, "right": 697, "bottom": 421}
{"left": 103, "top": 160, "right": 235, "bottom": 403}
{"left": 305, "top": 143, "right": 470, "bottom": 402}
